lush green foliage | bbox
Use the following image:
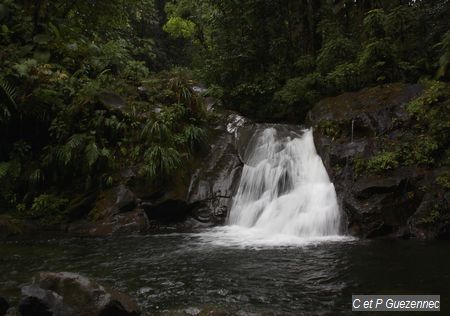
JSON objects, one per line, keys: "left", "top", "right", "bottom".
{"left": 28, "top": 194, "right": 69, "bottom": 226}
{"left": 164, "top": 0, "right": 449, "bottom": 120}
{"left": 0, "top": 1, "right": 208, "bottom": 223}
{"left": 406, "top": 80, "right": 450, "bottom": 165}
{"left": 437, "top": 172, "right": 450, "bottom": 189}
{"left": 367, "top": 152, "right": 400, "bottom": 173}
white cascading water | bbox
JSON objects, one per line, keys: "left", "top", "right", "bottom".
{"left": 227, "top": 127, "right": 340, "bottom": 237}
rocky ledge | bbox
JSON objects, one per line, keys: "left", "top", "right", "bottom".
{"left": 307, "top": 83, "right": 449, "bottom": 239}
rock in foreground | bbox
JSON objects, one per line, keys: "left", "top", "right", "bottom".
{"left": 19, "top": 272, "right": 140, "bottom": 316}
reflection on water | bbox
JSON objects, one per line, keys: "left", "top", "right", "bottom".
{"left": 0, "top": 231, "right": 449, "bottom": 315}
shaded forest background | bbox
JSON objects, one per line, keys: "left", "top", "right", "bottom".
{"left": 0, "top": 0, "right": 449, "bottom": 225}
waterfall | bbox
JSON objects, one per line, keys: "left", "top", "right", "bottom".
{"left": 227, "top": 127, "right": 341, "bottom": 237}
{"left": 351, "top": 119, "right": 355, "bottom": 143}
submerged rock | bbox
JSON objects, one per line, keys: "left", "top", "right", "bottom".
{"left": 20, "top": 272, "right": 140, "bottom": 316}
{"left": 307, "top": 83, "right": 449, "bottom": 239}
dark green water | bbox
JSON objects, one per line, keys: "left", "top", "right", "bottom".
{"left": 0, "top": 229, "right": 449, "bottom": 315}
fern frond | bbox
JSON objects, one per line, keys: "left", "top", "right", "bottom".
{"left": 56, "top": 145, "right": 72, "bottom": 166}
{"left": 53, "top": 146, "right": 65, "bottom": 164}
{"left": 29, "top": 168, "right": 44, "bottom": 185}
{"left": 85, "top": 142, "right": 99, "bottom": 167}
{"left": 0, "top": 77, "right": 17, "bottom": 119}
{"left": 0, "top": 77, "right": 17, "bottom": 106}
{"left": 66, "top": 134, "right": 85, "bottom": 151}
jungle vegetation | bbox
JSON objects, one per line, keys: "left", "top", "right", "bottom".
{"left": 0, "top": 0, "right": 449, "bottom": 224}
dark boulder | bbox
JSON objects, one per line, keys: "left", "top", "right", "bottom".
{"left": 21, "top": 272, "right": 140, "bottom": 316}
{"left": 143, "top": 199, "right": 190, "bottom": 224}
{"left": 0, "top": 297, "right": 9, "bottom": 316}
{"left": 137, "top": 186, "right": 196, "bottom": 231}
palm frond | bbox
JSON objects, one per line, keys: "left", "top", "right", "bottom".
{"left": 142, "top": 145, "right": 182, "bottom": 179}
{"left": 183, "top": 125, "right": 207, "bottom": 152}
{"left": 141, "top": 120, "right": 172, "bottom": 142}
{"left": 53, "top": 145, "right": 68, "bottom": 165}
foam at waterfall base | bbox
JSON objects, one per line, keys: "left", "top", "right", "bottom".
{"left": 193, "top": 226, "right": 355, "bottom": 248}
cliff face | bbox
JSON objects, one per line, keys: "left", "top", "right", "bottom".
{"left": 307, "top": 83, "right": 449, "bottom": 239}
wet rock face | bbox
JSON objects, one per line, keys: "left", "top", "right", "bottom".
{"left": 344, "top": 168, "right": 425, "bottom": 238}
{"left": 186, "top": 115, "right": 245, "bottom": 225}
{"left": 307, "top": 83, "right": 449, "bottom": 239}
{"left": 20, "top": 272, "right": 140, "bottom": 316}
